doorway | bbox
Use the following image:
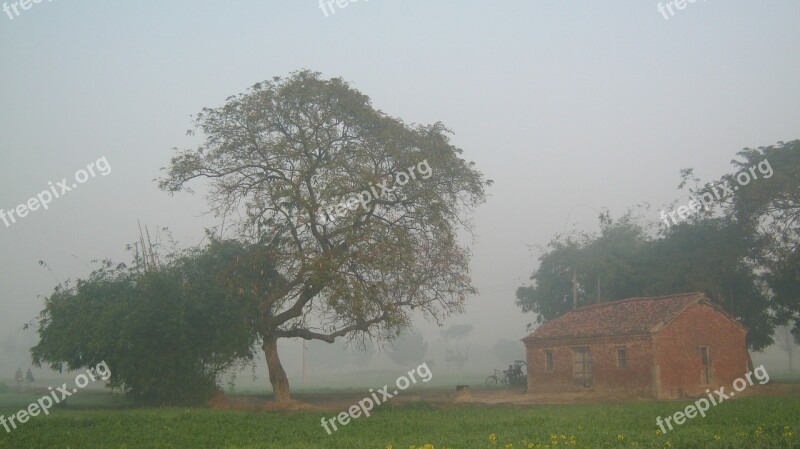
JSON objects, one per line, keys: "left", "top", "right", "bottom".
{"left": 573, "top": 347, "right": 592, "bottom": 387}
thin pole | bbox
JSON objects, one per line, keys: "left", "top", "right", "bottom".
{"left": 572, "top": 269, "right": 577, "bottom": 310}
{"left": 302, "top": 341, "right": 307, "bottom": 387}
{"left": 597, "top": 273, "right": 601, "bottom": 303}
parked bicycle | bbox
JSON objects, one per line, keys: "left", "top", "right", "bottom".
{"left": 485, "top": 369, "right": 505, "bottom": 387}
{"left": 485, "top": 360, "right": 527, "bottom": 389}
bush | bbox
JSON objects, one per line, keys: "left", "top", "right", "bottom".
{"left": 31, "top": 239, "right": 274, "bottom": 405}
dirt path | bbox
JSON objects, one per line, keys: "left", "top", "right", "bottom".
{"left": 208, "top": 382, "right": 800, "bottom": 412}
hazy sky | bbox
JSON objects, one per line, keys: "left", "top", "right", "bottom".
{"left": 1, "top": 1, "right": 798, "bottom": 373}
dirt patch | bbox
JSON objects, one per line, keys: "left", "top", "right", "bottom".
{"left": 208, "top": 392, "right": 323, "bottom": 411}
{"left": 208, "top": 382, "right": 800, "bottom": 412}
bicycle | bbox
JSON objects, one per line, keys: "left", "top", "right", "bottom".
{"left": 486, "top": 360, "right": 527, "bottom": 390}
{"left": 485, "top": 369, "right": 505, "bottom": 387}
{"left": 507, "top": 360, "right": 527, "bottom": 389}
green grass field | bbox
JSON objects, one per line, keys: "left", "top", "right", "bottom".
{"left": 0, "top": 391, "right": 797, "bottom": 449}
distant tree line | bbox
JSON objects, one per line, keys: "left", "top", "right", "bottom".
{"left": 517, "top": 140, "right": 800, "bottom": 351}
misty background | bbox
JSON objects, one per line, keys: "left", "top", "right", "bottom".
{"left": 1, "top": 1, "right": 798, "bottom": 390}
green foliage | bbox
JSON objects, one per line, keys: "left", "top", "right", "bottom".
{"left": 727, "top": 141, "right": 800, "bottom": 338}
{"left": 646, "top": 219, "right": 772, "bottom": 349}
{"left": 516, "top": 213, "right": 650, "bottom": 323}
{"left": 517, "top": 213, "right": 772, "bottom": 349}
{"left": 721, "top": 140, "right": 800, "bottom": 263}
{"left": 769, "top": 247, "right": 800, "bottom": 339}
{"left": 30, "top": 239, "right": 277, "bottom": 405}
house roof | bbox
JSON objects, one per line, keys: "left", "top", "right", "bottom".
{"left": 522, "top": 292, "right": 741, "bottom": 342}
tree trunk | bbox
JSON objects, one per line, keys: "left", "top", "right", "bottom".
{"left": 263, "top": 337, "right": 291, "bottom": 403}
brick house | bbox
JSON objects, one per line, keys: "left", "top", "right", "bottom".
{"left": 522, "top": 292, "right": 749, "bottom": 399}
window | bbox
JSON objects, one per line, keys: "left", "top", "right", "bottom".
{"left": 701, "top": 347, "right": 711, "bottom": 384}
{"left": 544, "top": 350, "right": 554, "bottom": 372}
{"left": 617, "top": 348, "right": 627, "bottom": 369}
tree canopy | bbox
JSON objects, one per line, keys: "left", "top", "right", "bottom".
{"left": 517, "top": 213, "right": 773, "bottom": 350}
{"left": 159, "top": 70, "right": 490, "bottom": 402}
{"left": 717, "top": 141, "right": 800, "bottom": 337}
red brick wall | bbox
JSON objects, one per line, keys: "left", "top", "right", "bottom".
{"left": 653, "top": 303, "right": 748, "bottom": 398}
{"left": 525, "top": 335, "right": 655, "bottom": 394}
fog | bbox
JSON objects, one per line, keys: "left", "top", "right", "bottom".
{"left": 1, "top": 1, "right": 798, "bottom": 389}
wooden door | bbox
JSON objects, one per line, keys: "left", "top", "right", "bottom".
{"left": 573, "top": 348, "right": 592, "bottom": 387}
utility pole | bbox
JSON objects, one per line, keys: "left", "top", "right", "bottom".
{"left": 597, "top": 273, "right": 601, "bottom": 303}
{"left": 572, "top": 269, "right": 577, "bottom": 310}
{"left": 302, "top": 341, "right": 307, "bottom": 387}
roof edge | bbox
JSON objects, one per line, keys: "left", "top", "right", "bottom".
{"left": 572, "top": 291, "right": 705, "bottom": 313}
{"left": 522, "top": 292, "right": 707, "bottom": 340}
{"left": 652, "top": 297, "right": 748, "bottom": 333}
{"left": 523, "top": 332, "right": 653, "bottom": 344}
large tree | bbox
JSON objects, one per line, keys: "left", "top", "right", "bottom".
{"left": 681, "top": 140, "right": 800, "bottom": 340}
{"left": 160, "top": 70, "right": 489, "bottom": 402}
{"left": 719, "top": 141, "right": 800, "bottom": 338}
